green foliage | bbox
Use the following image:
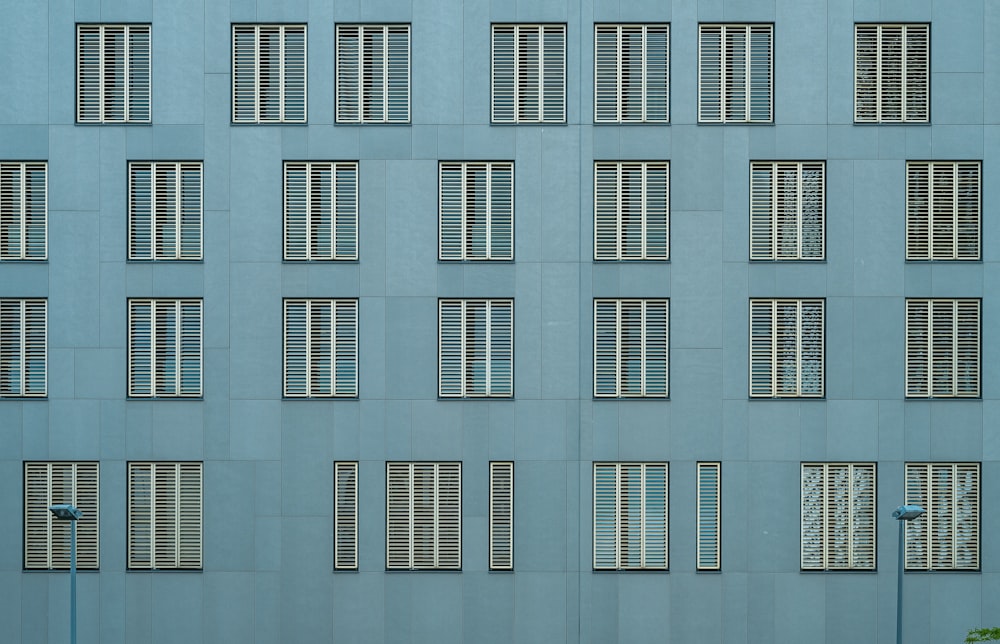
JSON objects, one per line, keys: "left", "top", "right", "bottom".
{"left": 967, "top": 627, "right": 1000, "bottom": 643}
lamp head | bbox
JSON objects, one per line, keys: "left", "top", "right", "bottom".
{"left": 892, "top": 504, "right": 925, "bottom": 521}
{"left": 49, "top": 504, "right": 82, "bottom": 521}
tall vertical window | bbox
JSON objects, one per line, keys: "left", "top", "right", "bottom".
{"left": 24, "top": 462, "right": 99, "bottom": 570}
{"left": 386, "top": 462, "right": 462, "bottom": 570}
{"left": 439, "top": 299, "right": 513, "bottom": 398}
{"left": 284, "top": 162, "right": 359, "bottom": 261}
{"left": 128, "top": 162, "right": 203, "bottom": 260}
{"left": 128, "top": 299, "right": 203, "bottom": 398}
{"left": 489, "top": 461, "right": 514, "bottom": 570}
{"left": 904, "top": 463, "right": 979, "bottom": 571}
{"left": 0, "top": 299, "right": 46, "bottom": 397}
{"left": 905, "top": 299, "right": 980, "bottom": 398}
{"left": 749, "top": 162, "right": 825, "bottom": 260}
{"left": 0, "top": 162, "right": 47, "bottom": 260}
{"left": 800, "top": 463, "right": 876, "bottom": 570}
{"left": 491, "top": 24, "right": 566, "bottom": 124}
{"left": 697, "top": 462, "right": 721, "bottom": 571}
{"left": 334, "top": 462, "right": 358, "bottom": 570}
{"left": 906, "top": 162, "right": 981, "bottom": 260}
{"left": 749, "top": 299, "right": 824, "bottom": 398}
{"left": 855, "top": 24, "right": 929, "bottom": 123}
{"left": 335, "top": 25, "right": 410, "bottom": 124}
{"left": 283, "top": 299, "right": 358, "bottom": 398}
{"left": 593, "top": 462, "right": 668, "bottom": 570}
{"left": 128, "top": 462, "right": 203, "bottom": 570}
{"left": 594, "top": 162, "right": 669, "bottom": 260}
{"left": 594, "top": 299, "right": 668, "bottom": 398}
{"left": 594, "top": 24, "right": 669, "bottom": 123}
{"left": 439, "top": 162, "right": 513, "bottom": 261}
{"left": 232, "top": 24, "right": 307, "bottom": 123}
{"left": 77, "top": 24, "right": 151, "bottom": 123}
{"left": 698, "top": 24, "right": 773, "bottom": 123}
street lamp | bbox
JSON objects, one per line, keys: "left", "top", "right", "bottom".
{"left": 50, "top": 504, "right": 82, "bottom": 644}
{"left": 893, "top": 504, "right": 926, "bottom": 644}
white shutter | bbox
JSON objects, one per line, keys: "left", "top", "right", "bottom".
{"left": 24, "top": 462, "right": 99, "bottom": 570}
{"left": 77, "top": 26, "right": 102, "bottom": 122}
{"left": 801, "top": 463, "right": 875, "bottom": 570}
{"left": 386, "top": 462, "right": 412, "bottom": 569}
{"left": 386, "top": 462, "right": 461, "bottom": 570}
{"left": 492, "top": 25, "right": 565, "bottom": 123}
{"left": 0, "top": 163, "right": 47, "bottom": 260}
{"left": 129, "top": 462, "right": 202, "bottom": 570}
{"left": 284, "top": 300, "right": 308, "bottom": 396}
{"left": 593, "top": 299, "right": 668, "bottom": 398}
{"left": 101, "top": 26, "right": 125, "bottom": 121}
{"left": 283, "top": 299, "right": 357, "bottom": 398}
{"left": 127, "top": 26, "right": 151, "bottom": 122}
{"left": 387, "top": 26, "right": 410, "bottom": 122}
{"left": 76, "top": 25, "right": 149, "bottom": 123}
{"left": 336, "top": 25, "right": 409, "bottom": 123}
{"left": 800, "top": 464, "right": 826, "bottom": 569}
{"left": 439, "top": 300, "right": 512, "bottom": 398}
{"left": 749, "top": 162, "right": 825, "bottom": 260}
{"left": 0, "top": 299, "right": 46, "bottom": 397}
{"left": 129, "top": 162, "right": 203, "bottom": 260}
{"left": 855, "top": 24, "right": 929, "bottom": 123}
{"left": 594, "top": 162, "right": 669, "bottom": 261}
{"left": 489, "top": 462, "right": 514, "bottom": 570}
{"left": 749, "top": 299, "right": 824, "bottom": 397}
{"left": 179, "top": 300, "right": 203, "bottom": 396}
{"left": 128, "top": 300, "right": 152, "bottom": 396}
{"left": 334, "top": 299, "right": 358, "bottom": 396}
{"left": 129, "top": 299, "right": 201, "bottom": 397}
{"left": 232, "top": 25, "right": 306, "bottom": 123}
{"left": 906, "top": 162, "right": 981, "bottom": 261}
{"left": 438, "top": 162, "right": 514, "bottom": 261}
{"left": 177, "top": 463, "right": 203, "bottom": 569}
{"left": 697, "top": 462, "right": 721, "bottom": 570}
{"left": 128, "top": 462, "right": 153, "bottom": 568}
{"left": 698, "top": 25, "right": 722, "bottom": 122}
{"left": 335, "top": 26, "right": 360, "bottom": 122}
{"left": 906, "top": 299, "right": 980, "bottom": 398}
{"left": 699, "top": 25, "right": 771, "bottom": 123}
{"left": 593, "top": 300, "right": 619, "bottom": 397}
{"left": 232, "top": 25, "right": 257, "bottom": 122}
{"left": 283, "top": 26, "right": 307, "bottom": 122}
{"left": 491, "top": 25, "right": 515, "bottom": 123}
{"left": 905, "top": 463, "right": 979, "bottom": 570}
{"left": 595, "top": 25, "right": 669, "bottom": 123}
{"left": 334, "top": 462, "right": 359, "bottom": 570}
{"left": 285, "top": 161, "right": 359, "bottom": 261}
{"left": 903, "top": 25, "right": 929, "bottom": 122}
{"left": 438, "top": 301, "right": 463, "bottom": 397}
{"left": 593, "top": 463, "right": 667, "bottom": 570}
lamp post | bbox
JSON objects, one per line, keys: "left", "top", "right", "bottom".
{"left": 893, "top": 504, "right": 925, "bottom": 644}
{"left": 50, "top": 504, "right": 82, "bottom": 644}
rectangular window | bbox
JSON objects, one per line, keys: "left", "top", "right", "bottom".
{"left": 855, "top": 24, "right": 929, "bottom": 123}
{"left": 77, "top": 24, "right": 151, "bottom": 123}
{"left": 386, "top": 462, "right": 461, "bottom": 570}
{"left": 0, "top": 162, "right": 47, "bottom": 260}
{"left": 334, "top": 461, "right": 358, "bottom": 570}
{"left": 439, "top": 299, "right": 513, "bottom": 398}
{"left": 284, "top": 162, "right": 358, "bottom": 261}
{"left": 594, "top": 299, "right": 668, "bottom": 398}
{"left": 905, "top": 299, "right": 980, "bottom": 398}
{"left": 749, "top": 162, "right": 825, "bottom": 260}
{"left": 128, "top": 162, "right": 203, "bottom": 260}
{"left": 594, "top": 24, "right": 669, "bottom": 123}
{"left": 749, "top": 298, "right": 824, "bottom": 398}
{"left": 439, "top": 162, "right": 514, "bottom": 261}
{"left": 128, "top": 299, "right": 203, "bottom": 398}
{"left": 594, "top": 162, "right": 669, "bottom": 260}
{"left": 489, "top": 461, "right": 514, "bottom": 570}
{"left": 698, "top": 24, "right": 773, "bottom": 123}
{"left": 283, "top": 299, "right": 358, "bottom": 398}
{"left": 904, "top": 463, "right": 979, "bottom": 571}
{"left": 593, "top": 462, "right": 668, "bottom": 570}
{"left": 697, "top": 462, "right": 721, "bottom": 571}
{"left": 128, "top": 462, "right": 203, "bottom": 570}
{"left": 906, "top": 162, "right": 981, "bottom": 260}
{"left": 232, "top": 24, "right": 307, "bottom": 123}
{"left": 0, "top": 299, "right": 46, "bottom": 397}
{"left": 24, "top": 462, "right": 99, "bottom": 570}
{"left": 335, "top": 25, "right": 410, "bottom": 124}
{"left": 492, "top": 24, "right": 566, "bottom": 124}
{"left": 800, "top": 463, "right": 876, "bottom": 570}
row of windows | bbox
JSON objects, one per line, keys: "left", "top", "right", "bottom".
{"left": 24, "top": 460, "right": 980, "bottom": 572}
{"left": 0, "top": 297, "right": 982, "bottom": 399}
{"left": 74, "top": 23, "right": 930, "bottom": 125}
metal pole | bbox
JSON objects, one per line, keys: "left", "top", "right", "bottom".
{"left": 71, "top": 517, "right": 77, "bottom": 644}
{"left": 896, "top": 518, "right": 903, "bottom": 644}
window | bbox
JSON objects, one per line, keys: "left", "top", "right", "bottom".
{"left": 800, "top": 463, "right": 876, "bottom": 570}
{"left": 906, "top": 162, "right": 981, "bottom": 260}
{"left": 855, "top": 24, "right": 929, "bottom": 123}
{"left": 750, "top": 162, "right": 825, "bottom": 260}
{"left": 594, "top": 162, "right": 669, "bottom": 260}
{"left": 0, "top": 299, "right": 46, "bottom": 397}
{"left": 77, "top": 24, "right": 151, "bottom": 123}
{"left": 24, "top": 462, "right": 99, "bottom": 570}
{"left": 492, "top": 24, "right": 566, "bottom": 123}
{"left": 749, "top": 298, "right": 824, "bottom": 397}
{"left": 284, "top": 162, "right": 358, "bottom": 261}
{"left": 594, "top": 24, "right": 669, "bottom": 123}
{"left": 232, "top": 24, "right": 307, "bottom": 123}
{"left": 438, "top": 299, "right": 513, "bottom": 398}
{"left": 0, "top": 162, "right": 47, "bottom": 260}
{"left": 593, "top": 462, "right": 668, "bottom": 570}
{"left": 905, "top": 299, "right": 980, "bottom": 398}
{"left": 904, "top": 463, "right": 979, "bottom": 570}
{"left": 698, "top": 24, "right": 772, "bottom": 123}
{"left": 594, "top": 299, "right": 668, "bottom": 398}
{"left": 128, "top": 299, "right": 203, "bottom": 398}
{"left": 283, "top": 299, "right": 358, "bottom": 398}
{"left": 439, "top": 162, "right": 513, "bottom": 261}
{"left": 128, "top": 462, "right": 203, "bottom": 570}
{"left": 489, "top": 461, "right": 514, "bottom": 570}
{"left": 697, "top": 462, "right": 721, "bottom": 571}
{"left": 335, "top": 25, "right": 410, "bottom": 124}
{"left": 334, "top": 462, "right": 358, "bottom": 570}
{"left": 128, "top": 162, "right": 203, "bottom": 260}
{"left": 386, "top": 462, "right": 461, "bottom": 570}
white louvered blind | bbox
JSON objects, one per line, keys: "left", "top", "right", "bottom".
{"left": 696, "top": 462, "right": 721, "bottom": 571}
{"left": 128, "top": 462, "right": 202, "bottom": 569}
{"left": 336, "top": 25, "right": 410, "bottom": 123}
{"left": 0, "top": 163, "right": 47, "bottom": 260}
{"left": 77, "top": 24, "right": 151, "bottom": 123}
{"left": 128, "top": 299, "right": 203, "bottom": 397}
{"left": 855, "top": 24, "right": 929, "bottom": 123}
{"left": 698, "top": 24, "right": 772, "bottom": 123}
{"left": 906, "top": 162, "right": 980, "bottom": 260}
{"left": 905, "top": 299, "right": 980, "bottom": 398}
{"left": 283, "top": 299, "right": 358, "bottom": 397}
{"left": 492, "top": 24, "right": 566, "bottom": 123}
{"left": 0, "top": 299, "right": 47, "bottom": 397}
{"left": 593, "top": 462, "right": 668, "bottom": 570}
{"left": 594, "top": 299, "right": 668, "bottom": 398}
{"left": 750, "top": 162, "right": 825, "bottom": 260}
{"left": 594, "top": 24, "right": 669, "bottom": 123}
{"left": 129, "top": 162, "right": 203, "bottom": 260}
{"left": 749, "top": 299, "right": 824, "bottom": 397}
{"left": 439, "top": 299, "right": 513, "bottom": 398}
{"left": 905, "top": 463, "right": 979, "bottom": 571}
{"left": 24, "top": 462, "right": 99, "bottom": 570}
{"left": 284, "top": 162, "right": 358, "bottom": 261}
{"left": 800, "top": 463, "right": 876, "bottom": 570}
{"left": 489, "top": 461, "right": 514, "bottom": 570}
{"left": 386, "top": 462, "right": 462, "bottom": 570}
{"left": 232, "top": 25, "right": 307, "bottom": 123}
{"left": 439, "top": 162, "right": 513, "bottom": 261}
{"left": 594, "top": 162, "right": 669, "bottom": 260}
{"left": 334, "top": 462, "right": 359, "bottom": 570}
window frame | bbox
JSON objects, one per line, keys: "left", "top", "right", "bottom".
{"left": 127, "top": 461, "right": 204, "bottom": 570}
{"left": 593, "top": 462, "right": 669, "bottom": 571}
{"left": 697, "top": 23, "right": 773, "bottom": 124}
{"left": 0, "top": 162, "right": 47, "bottom": 261}
{"left": 800, "top": 462, "right": 877, "bottom": 571}
{"left": 491, "top": 23, "right": 567, "bottom": 124}
{"left": 438, "top": 161, "right": 514, "bottom": 261}
{"left": 749, "top": 298, "right": 825, "bottom": 398}
{"left": 385, "top": 461, "right": 462, "bottom": 570}
{"left": 283, "top": 161, "right": 359, "bottom": 261}
{"left": 24, "top": 461, "right": 100, "bottom": 570}
{"left": 334, "top": 24, "right": 411, "bottom": 124}
{"left": 594, "top": 23, "right": 670, "bottom": 124}
{"left": 282, "top": 298, "right": 359, "bottom": 398}
{"left": 334, "top": 461, "right": 359, "bottom": 570}
{"left": 905, "top": 161, "right": 981, "bottom": 261}
{"left": 0, "top": 298, "right": 47, "bottom": 398}
{"left": 438, "top": 299, "right": 514, "bottom": 398}
{"left": 593, "top": 298, "right": 669, "bottom": 398}
{"left": 594, "top": 161, "right": 670, "bottom": 261}
{"left": 231, "top": 24, "right": 308, "bottom": 124}
{"left": 904, "top": 462, "right": 980, "bottom": 571}
{"left": 76, "top": 23, "right": 152, "bottom": 124}
{"left": 854, "top": 23, "right": 930, "bottom": 124}
{"left": 127, "top": 298, "right": 204, "bottom": 398}
{"left": 749, "top": 161, "right": 826, "bottom": 261}
{"left": 904, "top": 298, "right": 981, "bottom": 398}
{"left": 127, "top": 161, "right": 204, "bottom": 261}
